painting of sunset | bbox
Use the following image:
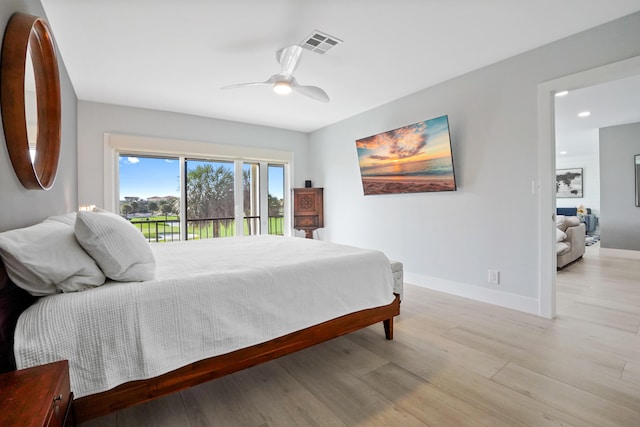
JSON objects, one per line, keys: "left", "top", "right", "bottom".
{"left": 356, "top": 115, "right": 456, "bottom": 195}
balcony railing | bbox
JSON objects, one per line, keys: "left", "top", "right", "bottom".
{"left": 267, "top": 215, "right": 284, "bottom": 235}
{"left": 129, "top": 215, "right": 284, "bottom": 242}
{"left": 129, "top": 218, "right": 180, "bottom": 242}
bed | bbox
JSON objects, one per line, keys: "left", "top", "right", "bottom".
{"left": 0, "top": 212, "right": 400, "bottom": 423}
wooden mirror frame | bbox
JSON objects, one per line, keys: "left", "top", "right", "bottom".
{"left": 1, "top": 13, "right": 61, "bottom": 190}
{"left": 635, "top": 154, "right": 640, "bottom": 207}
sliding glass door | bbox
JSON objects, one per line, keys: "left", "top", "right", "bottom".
{"left": 118, "top": 155, "right": 180, "bottom": 242}
{"left": 119, "top": 153, "right": 287, "bottom": 241}
{"left": 185, "top": 159, "right": 235, "bottom": 239}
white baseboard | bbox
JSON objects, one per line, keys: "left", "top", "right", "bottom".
{"left": 404, "top": 272, "right": 540, "bottom": 316}
{"left": 599, "top": 247, "right": 640, "bottom": 260}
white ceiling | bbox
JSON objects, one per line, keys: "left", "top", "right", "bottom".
{"left": 41, "top": 0, "right": 640, "bottom": 133}
{"left": 555, "top": 74, "right": 640, "bottom": 157}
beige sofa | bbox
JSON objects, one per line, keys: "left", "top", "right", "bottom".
{"left": 556, "top": 216, "right": 585, "bottom": 269}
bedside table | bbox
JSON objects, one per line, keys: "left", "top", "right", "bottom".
{"left": 0, "top": 360, "right": 75, "bottom": 427}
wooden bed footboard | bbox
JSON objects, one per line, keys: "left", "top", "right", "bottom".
{"left": 74, "top": 294, "right": 400, "bottom": 422}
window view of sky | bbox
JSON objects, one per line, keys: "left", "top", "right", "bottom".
{"left": 119, "top": 156, "right": 285, "bottom": 200}
{"left": 268, "top": 165, "right": 284, "bottom": 199}
{"left": 119, "top": 156, "right": 179, "bottom": 199}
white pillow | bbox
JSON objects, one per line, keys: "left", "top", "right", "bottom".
{"left": 556, "top": 228, "right": 567, "bottom": 242}
{"left": 0, "top": 221, "right": 106, "bottom": 296}
{"left": 75, "top": 211, "right": 156, "bottom": 281}
{"left": 44, "top": 212, "right": 77, "bottom": 226}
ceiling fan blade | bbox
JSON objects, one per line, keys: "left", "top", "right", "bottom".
{"left": 221, "top": 74, "right": 282, "bottom": 91}
{"left": 220, "top": 81, "right": 269, "bottom": 90}
{"left": 276, "top": 45, "right": 302, "bottom": 77}
{"left": 291, "top": 78, "right": 330, "bottom": 102}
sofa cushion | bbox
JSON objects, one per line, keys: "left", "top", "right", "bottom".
{"left": 556, "top": 242, "right": 570, "bottom": 255}
{"left": 556, "top": 215, "right": 568, "bottom": 231}
{"left": 556, "top": 228, "right": 567, "bottom": 242}
{"left": 565, "top": 216, "right": 580, "bottom": 227}
{"left": 556, "top": 215, "right": 581, "bottom": 231}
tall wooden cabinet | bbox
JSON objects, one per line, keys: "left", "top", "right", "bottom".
{"left": 293, "top": 188, "right": 323, "bottom": 239}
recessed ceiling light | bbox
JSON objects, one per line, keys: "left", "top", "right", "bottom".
{"left": 578, "top": 111, "right": 591, "bottom": 117}
{"left": 555, "top": 91, "right": 569, "bottom": 97}
{"left": 560, "top": 151, "right": 567, "bottom": 155}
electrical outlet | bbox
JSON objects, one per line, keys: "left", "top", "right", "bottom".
{"left": 488, "top": 269, "right": 500, "bottom": 284}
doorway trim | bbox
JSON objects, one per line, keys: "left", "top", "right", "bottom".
{"left": 537, "top": 55, "right": 640, "bottom": 319}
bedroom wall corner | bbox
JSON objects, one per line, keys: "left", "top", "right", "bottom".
{"left": 0, "top": 0, "right": 78, "bottom": 232}
{"left": 308, "top": 11, "right": 640, "bottom": 315}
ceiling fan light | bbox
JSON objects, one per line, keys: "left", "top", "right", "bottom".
{"left": 273, "top": 81, "right": 292, "bottom": 95}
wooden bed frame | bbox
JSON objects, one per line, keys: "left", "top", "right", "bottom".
{"left": 0, "top": 259, "right": 400, "bottom": 423}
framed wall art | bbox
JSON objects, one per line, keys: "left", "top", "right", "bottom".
{"left": 556, "top": 168, "right": 583, "bottom": 198}
{"left": 355, "top": 115, "right": 456, "bottom": 196}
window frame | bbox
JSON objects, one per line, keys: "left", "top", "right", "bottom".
{"left": 105, "top": 133, "right": 293, "bottom": 237}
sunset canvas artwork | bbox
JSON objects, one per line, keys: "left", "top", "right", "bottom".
{"left": 356, "top": 115, "right": 456, "bottom": 195}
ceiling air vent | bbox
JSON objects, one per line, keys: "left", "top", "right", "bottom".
{"left": 300, "top": 31, "right": 342, "bottom": 55}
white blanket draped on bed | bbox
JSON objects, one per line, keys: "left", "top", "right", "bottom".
{"left": 14, "top": 235, "right": 394, "bottom": 398}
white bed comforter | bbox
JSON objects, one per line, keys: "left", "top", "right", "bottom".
{"left": 14, "top": 235, "right": 394, "bottom": 398}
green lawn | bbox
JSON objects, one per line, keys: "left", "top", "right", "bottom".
{"left": 128, "top": 216, "right": 283, "bottom": 241}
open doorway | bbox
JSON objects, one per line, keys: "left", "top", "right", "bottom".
{"left": 537, "top": 56, "right": 640, "bottom": 318}
{"left": 553, "top": 75, "right": 640, "bottom": 315}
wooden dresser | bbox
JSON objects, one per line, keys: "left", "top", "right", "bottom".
{"left": 293, "top": 187, "right": 324, "bottom": 239}
{"left": 0, "top": 360, "right": 75, "bottom": 427}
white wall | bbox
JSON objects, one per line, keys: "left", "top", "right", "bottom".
{"left": 308, "top": 12, "right": 640, "bottom": 315}
{"left": 0, "top": 0, "right": 78, "bottom": 232}
{"left": 556, "top": 147, "right": 601, "bottom": 217}
{"left": 599, "top": 121, "right": 640, "bottom": 251}
{"left": 77, "top": 101, "right": 308, "bottom": 208}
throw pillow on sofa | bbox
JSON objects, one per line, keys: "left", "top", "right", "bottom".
{"left": 565, "top": 216, "right": 580, "bottom": 227}
{"left": 556, "top": 215, "right": 580, "bottom": 232}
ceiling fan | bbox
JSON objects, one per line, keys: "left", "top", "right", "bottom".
{"left": 221, "top": 45, "right": 329, "bottom": 103}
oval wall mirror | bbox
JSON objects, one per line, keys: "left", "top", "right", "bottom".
{"left": 1, "top": 12, "right": 61, "bottom": 190}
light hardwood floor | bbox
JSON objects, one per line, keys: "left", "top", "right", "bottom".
{"left": 81, "top": 246, "right": 640, "bottom": 426}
